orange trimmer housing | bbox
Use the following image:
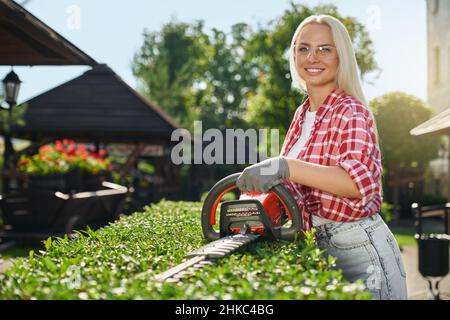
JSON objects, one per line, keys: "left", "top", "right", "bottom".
{"left": 218, "top": 191, "right": 291, "bottom": 238}
{"left": 239, "top": 192, "right": 290, "bottom": 228}
{"left": 201, "top": 173, "right": 303, "bottom": 242}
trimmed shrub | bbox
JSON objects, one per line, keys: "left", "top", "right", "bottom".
{"left": 0, "top": 201, "right": 371, "bottom": 299}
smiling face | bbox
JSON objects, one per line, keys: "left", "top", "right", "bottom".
{"left": 294, "top": 23, "right": 339, "bottom": 89}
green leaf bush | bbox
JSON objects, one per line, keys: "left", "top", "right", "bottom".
{"left": 0, "top": 201, "right": 371, "bottom": 300}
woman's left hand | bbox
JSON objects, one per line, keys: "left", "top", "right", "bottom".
{"left": 236, "top": 156, "right": 290, "bottom": 193}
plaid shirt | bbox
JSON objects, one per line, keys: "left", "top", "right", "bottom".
{"left": 280, "top": 89, "right": 382, "bottom": 231}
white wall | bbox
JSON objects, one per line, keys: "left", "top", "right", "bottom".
{"left": 427, "top": 0, "right": 450, "bottom": 114}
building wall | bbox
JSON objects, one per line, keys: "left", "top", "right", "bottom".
{"left": 423, "top": 0, "right": 450, "bottom": 202}
{"left": 427, "top": 0, "right": 450, "bottom": 114}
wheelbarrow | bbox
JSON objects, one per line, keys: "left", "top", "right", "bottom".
{"left": 0, "top": 181, "right": 130, "bottom": 247}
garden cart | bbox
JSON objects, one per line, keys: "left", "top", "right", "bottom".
{"left": 0, "top": 181, "right": 130, "bottom": 248}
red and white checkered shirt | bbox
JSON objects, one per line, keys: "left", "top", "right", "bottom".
{"left": 280, "top": 89, "right": 383, "bottom": 231}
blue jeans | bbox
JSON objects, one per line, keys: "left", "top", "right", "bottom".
{"left": 314, "top": 214, "right": 408, "bottom": 300}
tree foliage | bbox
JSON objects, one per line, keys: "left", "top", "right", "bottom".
{"left": 133, "top": 20, "right": 257, "bottom": 130}
{"left": 133, "top": 20, "right": 211, "bottom": 130}
{"left": 193, "top": 24, "right": 258, "bottom": 129}
{"left": 370, "top": 92, "right": 440, "bottom": 174}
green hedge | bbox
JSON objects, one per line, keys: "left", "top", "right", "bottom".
{"left": 0, "top": 201, "right": 371, "bottom": 299}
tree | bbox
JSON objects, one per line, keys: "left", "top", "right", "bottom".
{"left": 133, "top": 20, "right": 258, "bottom": 131}
{"left": 191, "top": 23, "right": 259, "bottom": 129}
{"left": 370, "top": 92, "right": 440, "bottom": 218}
{"left": 133, "top": 19, "right": 211, "bottom": 130}
{"left": 371, "top": 92, "right": 439, "bottom": 173}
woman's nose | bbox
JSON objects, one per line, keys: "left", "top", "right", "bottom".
{"left": 307, "top": 50, "right": 320, "bottom": 63}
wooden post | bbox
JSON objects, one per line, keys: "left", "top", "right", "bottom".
{"left": 94, "top": 140, "right": 100, "bottom": 152}
{"left": 119, "top": 143, "right": 145, "bottom": 179}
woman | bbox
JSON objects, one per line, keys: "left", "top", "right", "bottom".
{"left": 236, "top": 15, "right": 408, "bottom": 300}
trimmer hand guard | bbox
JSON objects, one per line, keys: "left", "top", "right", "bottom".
{"left": 201, "top": 172, "right": 303, "bottom": 242}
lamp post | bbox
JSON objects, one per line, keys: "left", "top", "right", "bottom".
{"left": 2, "top": 70, "right": 21, "bottom": 194}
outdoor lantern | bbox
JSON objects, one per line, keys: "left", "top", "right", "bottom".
{"left": 2, "top": 70, "right": 21, "bottom": 106}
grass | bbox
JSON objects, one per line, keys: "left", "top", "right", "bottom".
{"left": 0, "top": 246, "right": 38, "bottom": 260}
{"left": 391, "top": 227, "right": 416, "bottom": 250}
{"left": 390, "top": 218, "right": 448, "bottom": 250}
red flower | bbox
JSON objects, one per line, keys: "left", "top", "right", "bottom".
{"left": 39, "top": 145, "right": 52, "bottom": 154}
{"left": 90, "top": 152, "right": 100, "bottom": 159}
{"left": 18, "top": 138, "right": 114, "bottom": 175}
{"left": 54, "top": 140, "right": 64, "bottom": 151}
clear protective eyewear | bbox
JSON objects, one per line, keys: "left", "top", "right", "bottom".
{"left": 294, "top": 45, "right": 337, "bottom": 60}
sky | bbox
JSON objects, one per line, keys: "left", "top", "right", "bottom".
{"left": 0, "top": 0, "right": 427, "bottom": 105}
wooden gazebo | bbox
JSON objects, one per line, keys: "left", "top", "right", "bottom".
{"left": 12, "top": 64, "right": 178, "bottom": 143}
{"left": 11, "top": 63, "right": 180, "bottom": 202}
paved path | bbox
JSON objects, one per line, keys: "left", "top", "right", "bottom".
{"left": 402, "top": 245, "right": 450, "bottom": 300}
{"left": 0, "top": 259, "right": 13, "bottom": 274}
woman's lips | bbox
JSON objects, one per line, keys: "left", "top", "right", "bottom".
{"left": 304, "top": 68, "right": 325, "bottom": 76}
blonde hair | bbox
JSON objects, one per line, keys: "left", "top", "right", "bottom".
{"left": 289, "top": 15, "right": 383, "bottom": 193}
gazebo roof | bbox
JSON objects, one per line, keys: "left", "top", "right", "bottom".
{"left": 11, "top": 64, "right": 179, "bottom": 144}
{"left": 410, "top": 107, "right": 450, "bottom": 136}
{"left": 0, "top": 0, "right": 96, "bottom": 66}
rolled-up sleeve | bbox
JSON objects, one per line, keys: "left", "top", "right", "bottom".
{"left": 336, "top": 110, "right": 382, "bottom": 209}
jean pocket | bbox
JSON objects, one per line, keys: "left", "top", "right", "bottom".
{"left": 329, "top": 226, "right": 371, "bottom": 250}
{"left": 386, "top": 232, "right": 407, "bottom": 278}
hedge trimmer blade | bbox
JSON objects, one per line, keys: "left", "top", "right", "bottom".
{"left": 152, "top": 233, "right": 260, "bottom": 283}
{"left": 147, "top": 172, "right": 303, "bottom": 283}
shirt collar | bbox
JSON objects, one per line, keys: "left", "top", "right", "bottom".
{"left": 298, "top": 88, "right": 344, "bottom": 123}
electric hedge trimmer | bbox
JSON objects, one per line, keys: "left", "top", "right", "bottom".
{"left": 152, "top": 172, "right": 303, "bottom": 282}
